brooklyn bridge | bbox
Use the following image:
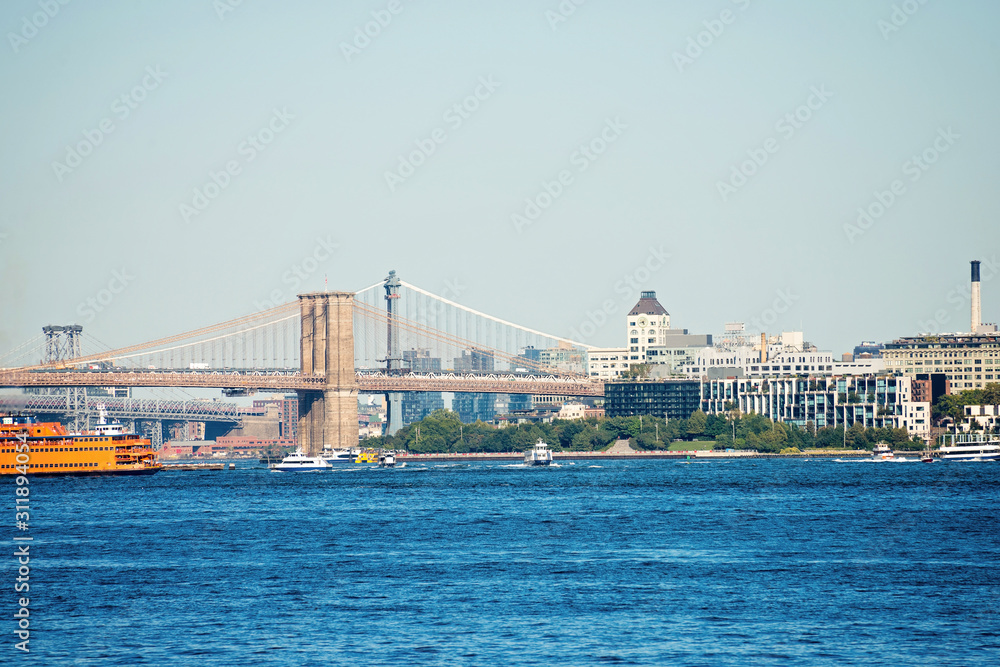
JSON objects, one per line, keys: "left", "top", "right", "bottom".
{"left": 0, "top": 272, "right": 603, "bottom": 453}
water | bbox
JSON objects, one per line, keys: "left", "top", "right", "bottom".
{"left": 14, "top": 459, "right": 1000, "bottom": 666}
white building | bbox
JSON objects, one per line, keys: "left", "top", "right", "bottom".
{"left": 625, "top": 291, "right": 671, "bottom": 363}
{"left": 962, "top": 404, "right": 1000, "bottom": 432}
{"left": 586, "top": 347, "right": 630, "bottom": 380}
{"left": 701, "top": 374, "right": 930, "bottom": 440}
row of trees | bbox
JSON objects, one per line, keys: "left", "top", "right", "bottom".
{"left": 363, "top": 408, "right": 924, "bottom": 454}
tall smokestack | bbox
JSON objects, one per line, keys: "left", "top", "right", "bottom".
{"left": 760, "top": 332, "right": 766, "bottom": 362}
{"left": 971, "top": 260, "right": 981, "bottom": 334}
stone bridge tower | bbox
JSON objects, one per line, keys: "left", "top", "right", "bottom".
{"left": 296, "top": 292, "right": 358, "bottom": 455}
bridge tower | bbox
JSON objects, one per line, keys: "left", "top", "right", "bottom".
{"left": 296, "top": 292, "right": 358, "bottom": 455}
{"left": 384, "top": 270, "right": 404, "bottom": 436}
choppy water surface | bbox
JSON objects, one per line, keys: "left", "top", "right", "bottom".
{"left": 18, "top": 459, "right": 1000, "bottom": 665}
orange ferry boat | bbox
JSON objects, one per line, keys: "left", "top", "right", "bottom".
{"left": 0, "top": 415, "right": 161, "bottom": 476}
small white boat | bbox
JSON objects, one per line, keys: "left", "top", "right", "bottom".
{"left": 378, "top": 452, "right": 396, "bottom": 468}
{"left": 271, "top": 449, "right": 332, "bottom": 472}
{"left": 872, "top": 443, "right": 895, "bottom": 461}
{"left": 321, "top": 446, "right": 358, "bottom": 464}
{"left": 524, "top": 440, "right": 553, "bottom": 466}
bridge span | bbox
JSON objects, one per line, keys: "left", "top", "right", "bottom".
{"left": 0, "top": 369, "right": 601, "bottom": 397}
{"left": 1, "top": 285, "right": 604, "bottom": 454}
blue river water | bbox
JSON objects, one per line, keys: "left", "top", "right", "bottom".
{"left": 12, "top": 458, "right": 1000, "bottom": 666}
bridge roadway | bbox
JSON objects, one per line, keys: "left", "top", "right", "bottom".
{"left": 0, "top": 369, "right": 604, "bottom": 397}
{"left": 0, "top": 394, "right": 247, "bottom": 423}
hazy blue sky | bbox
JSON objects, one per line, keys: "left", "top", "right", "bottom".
{"left": 2, "top": 0, "right": 998, "bottom": 361}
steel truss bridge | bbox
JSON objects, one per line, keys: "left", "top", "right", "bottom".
{"left": 0, "top": 393, "right": 248, "bottom": 424}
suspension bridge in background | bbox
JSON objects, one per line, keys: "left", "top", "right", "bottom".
{"left": 0, "top": 272, "right": 603, "bottom": 453}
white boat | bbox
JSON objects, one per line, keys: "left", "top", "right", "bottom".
{"left": 321, "top": 446, "right": 358, "bottom": 464}
{"left": 871, "top": 443, "right": 895, "bottom": 460}
{"left": 378, "top": 452, "right": 396, "bottom": 468}
{"left": 271, "top": 449, "right": 332, "bottom": 472}
{"left": 936, "top": 434, "right": 1000, "bottom": 461}
{"left": 524, "top": 440, "right": 553, "bottom": 466}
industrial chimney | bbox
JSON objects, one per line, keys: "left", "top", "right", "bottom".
{"left": 971, "top": 260, "right": 981, "bottom": 334}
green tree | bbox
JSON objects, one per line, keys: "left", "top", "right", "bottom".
{"left": 687, "top": 409, "right": 707, "bottom": 437}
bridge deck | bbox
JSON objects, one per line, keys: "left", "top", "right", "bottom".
{"left": 0, "top": 370, "right": 603, "bottom": 397}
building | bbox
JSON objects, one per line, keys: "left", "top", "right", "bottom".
{"left": 853, "top": 341, "right": 884, "bottom": 359}
{"left": 680, "top": 331, "right": 884, "bottom": 380}
{"left": 401, "top": 392, "right": 445, "bottom": 426}
{"left": 604, "top": 379, "right": 702, "bottom": 419}
{"left": 883, "top": 333, "right": 1000, "bottom": 393}
{"left": 962, "top": 405, "right": 1000, "bottom": 432}
{"left": 452, "top": 393, "right": 496, "bottom": 423}
{"left": 626, "top": 290, "right": 671, "bottom": 363}
{"left": 214, "top": 436, "right": 296, "bottom": 457}
{"left": 912, "top": 373, "right": 950, "bottom": 404}
{"left": 645, "top": 329, "right": 714, "bottom": 375}
{"left": 699, "top": 374, "right": 930, "bottom": 440}
{"left": 586, "top": 347, "right": 630, "bottom": 380}
{"left": 454, "top": 349, "right": 494, "bottom": 372}
{"left": 403, "top": 348, "right": 441, "bottom": 373}
{"left": 556, "top": 403, "right": 587, "bottom": 420}
{"left": 251, "top": 395, "right": 298, "bottom": 439}
{"left": 539, "top": 346, "right": 586, "bottom": 374}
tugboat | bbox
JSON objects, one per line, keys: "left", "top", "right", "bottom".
{"left": 524, "top": 440, "right": 553, "bottom": 466}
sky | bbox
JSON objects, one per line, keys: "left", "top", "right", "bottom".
{"left": 1, "top": 0, "right": 999, "bottom": 363}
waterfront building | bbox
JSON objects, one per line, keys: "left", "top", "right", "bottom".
{"left": 699, "top": 375, "right": 930, "bottom": 440}
{"left": 604, "top": 379, "right": 702, "bottom": 419}
{"left": 883, "top": 333, "right": 1000, "bottom": 392}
